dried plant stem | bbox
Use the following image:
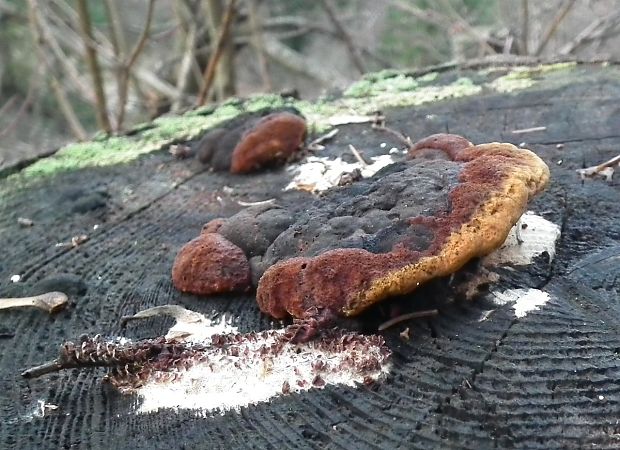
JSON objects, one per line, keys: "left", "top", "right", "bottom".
{"left": 76, "top": 0, "right": 112, "bottom": 133}
{"left": 115, "top": 0, "right": 156, "bottom": 130}
{"left": 172, "top": 1, "right": 198, "bottom": 112}
{"left": 0, "top": 292, "right": 68, "bottom": 314}
{"left": 198, "top": 0, "right": 237, "bottom": 105}
{"left": 377, "top": 309, "right": 439, "bottom": 331}
{"left": 318, "top": 0, "right": 365, "bottom": 74}
{"left": 534, "top": 0, "right": 576, "bottom": 56}
{"left": 26, "top": 0, "right": 87, "bottom": 140}
{"left": 247, "top": 0, "right": 272, "bottom": 91}
{"left": 521, "top": 0, "right": 529, "bottom": 54}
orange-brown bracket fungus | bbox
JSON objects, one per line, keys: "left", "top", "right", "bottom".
{"left": 254, "top": 134, "right": 549, "bottom": 339}
{"left": 174, "top": 133, "right": 549, "bottom": 341}
{"left": 194, "top": 109, "right": 307, "bottom": 174}
{"left": 172, "top": 232, "right": 251, "bottom": 295}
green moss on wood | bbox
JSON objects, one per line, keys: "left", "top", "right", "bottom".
{"left": 8, "top": 62, "right": 581, "bottom": 184}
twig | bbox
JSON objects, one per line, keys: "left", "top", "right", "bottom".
{"left": 0, "top": 292, "right": 68, "bottom": 315}
{"left": 559, "top": 10, "right": 620, "bottom": 55}
{"left": 534, "top": 0, "right": 577, "bottom": 56}
{"left": 26, "top": 0, "right": 87, "bottom": 140}
{"left": 577, "top": 154, "right": 620, "bottom": 182}
{"left": 197, "top": 0, "right": 237, "bottom": 106}
{"left": 172, "top": 1, "right": 198, "bottom": 112}
{"left": 76, "top": 0, "right": 112, "bottom": 133}
{"left": 262, "top": 35, "right": 340, "bottom": 86}
{"left": 318, "top": 0, "right": 365, "bottom": 74}
{"left": 378, "top": 309, "right": 439, "bottom": 331}
{"left": 371, "top": 122, "right": 412, "bottom": 148}
{"left": 306, "top": 128, "right": 339, "bottom": 151}
{"left": 103, "top": 0, "right": 127, "bottom": 56}
{"left": 35, "top": 2, "right": 95, "bottom": 103}
{"left": 348, "top": 144, "right": 369, "bottom": 166}
{"left": 521, "top": 0, "right": 529, "bottom": 54}
{"left": 247, "top": 0, "right": 272, "bottom": 91}
{"left": 0, "top": 79, "right": 37, "bottom": 139}
{"left": 236, "top": 198, "right": 275, "bottom": 207}
{"left": 115, "top": 0, "right": 156, "bottom": 130}
{"left": 511, "top": 126, "right": 547, "bottom": 134}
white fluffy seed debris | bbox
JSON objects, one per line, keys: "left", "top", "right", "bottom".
{"left": 128, "top": 326, "right": 391, "bottom": 415}
{"left": 285, "top": 154, "right": 395, "bottom": 192}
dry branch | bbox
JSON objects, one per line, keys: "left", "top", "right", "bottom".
{"left": 115, "top": 0, "right": 156, "bottom": 130}
{"left": 197, "top": 0, "right": 237, "bottom": 105}
{"left": 27, "top": 0, "right": 87, "bottom": 140}
{"left": 534, "top": 0, "right": 577, "bottom": 56}
{"left": 318, "top": 0, "right": 365, "bottom": 74}
{"left": 247, "top": 0, "right": 272, "bottom": 91}
{"left": 76, "top": 0, "right": 112, "bottom": 133}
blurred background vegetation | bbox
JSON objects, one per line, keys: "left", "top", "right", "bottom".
{"left": 1, "top": 0, "right": 619, "bottom": 168}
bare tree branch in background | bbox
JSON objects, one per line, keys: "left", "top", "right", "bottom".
{"left": 115, "top": 0, "right": 156, "bottom": 130}
{"left": 534, "top": 0, "right": 577, "bottom": 56}
{"left": 26, "top": 0, "right": 87, "bottom": 141}
{"left": 559, "top": 8, "right": 620, "bottom": 55}
{"left": 30, "top": 3, "right": 95, "bottom": 103}
{"left": 318, "top": 0, "right": 366, "bottom": 75}
{"left": 202, "top": 0, "right": 237, "bottom": 103}
{"left": 262, "top": 35, "right": 340, "bottom": 86}
{"left": 76, "top": 0, "right": 112, "bottom": 133}
{"left": 197, "top": 0, "right": 237, "bottom": 106}
{"left": 247, "top": 0, "right": 272, "bottom": 91}
{"left": 172, "top": 0, "right": 199, "bottom": 112}
{"left": 0, "top": 76, "right": 38, "bottom": 139}
{"left": 521, "top": 0, "right": 529, "bottom": 54}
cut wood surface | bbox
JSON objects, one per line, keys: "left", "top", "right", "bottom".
{"left": 1, "top": 61, "right": 619, "bottom": 449}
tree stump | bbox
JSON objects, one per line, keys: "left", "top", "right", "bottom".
{"left": 1, "top": 60, "right": 619, "bottom": 449}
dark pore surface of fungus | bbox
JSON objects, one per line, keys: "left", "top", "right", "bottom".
{"left": 172, "top": 233, "right": 251, "bottom": 295}
{"left": 194, "top": 108, "right": 307, "bottom": 174}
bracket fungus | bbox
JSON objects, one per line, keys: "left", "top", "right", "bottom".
{"left": 172, "top": 233, "right": 251, "bottom": 295}
{"left": 194, "top": 109, "right": 307, "bottom": 174}
{"left": 174, "top": 133, "right": 549, "bottom": 341}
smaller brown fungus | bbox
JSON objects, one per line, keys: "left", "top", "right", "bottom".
{"left": 194, "top": 109, "right": 307, "bottom": 174}
{"left": 172, "top": 232, "right": 251, "bottom": 295}
{"left": 407, "top": 133, "right": 472, "bottom": 160}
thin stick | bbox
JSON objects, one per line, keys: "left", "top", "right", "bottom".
{"left": 116, "top": 0, "right": 156, "bottom": 130}
{"left": 26, "top": 0, "right": 87, "bottom": 140}
{"left": 521, "top": 0, "right": 529, "bottom": 54}
{"left": 378, "top": 309, "right": 439, "bottom": 331}
{"left": 236, "top": 198, "right": 275, "bottom": 207}
{"left": 318, "top": 0, "right": 365, "bottom": 74}
{"left": 76, "top": 0, "right": 112, "bottom": 133}
{"left": 307, "top": 128, "right": 339, "bottom": 151}
{"left": 372, "top": 123, "right": 412, "bottom": 148}
{"left": 247, "top": 0, "right": 272, "bottom": 90}
{"left": 197, "top": 0, "right": 237, "bottom": 106}
{"left": 511, "top": 126, "right": 547, "bottom": 134}
{"left": 348, "top": 144, "right": 368, "bottom": 166}
{"left": 576, "top": 154, "right": 620, "bottom": 181}
{"left": 0, "top": 292, "right": 68, "bottom": 314}
{"left": 534, "top": 0, "right": 576, "bottom": 56}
